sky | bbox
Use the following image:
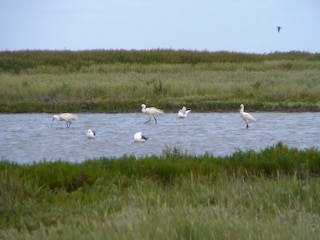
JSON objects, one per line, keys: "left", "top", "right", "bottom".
{"left": 1, "top": 0, "right": 319, "bottom": 53}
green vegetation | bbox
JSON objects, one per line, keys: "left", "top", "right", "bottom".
{"left": 1, "top": 143, "right": 320, "bottom": 239}
{"left": 1, "top": 50, "right": 320, "bottom": 112}
{"left": 1, "top": 50, "right": 320, "bottom": 238}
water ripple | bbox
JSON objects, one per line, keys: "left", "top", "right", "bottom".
{"left": 0, "top": 112, "right": 319, "bottom": 164}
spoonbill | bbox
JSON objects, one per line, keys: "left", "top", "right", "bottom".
{"left": 134, "top": 131, "right": 148, "bottom": 142}
{"left": 87, "top": 129, "right": 96, "bottom": 139}
{"left": 52, "top": 113, "right": 77, "bottom": 128}
{"left": 239, "top": 104, "right": 256, "bottom": 129}
{"left": 141, "top": 104, "right": 163, "bottom": 124}
{"left": 178, "top": 106, "right": 191, "bottom": 118}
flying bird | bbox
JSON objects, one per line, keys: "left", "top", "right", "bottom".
{"left": 86, "top": 129, "right": 96, "bottom": 139}
{"left": 52, "top": 113, "right": 77, "bottom": 128}
{"left": 277, "top": 26, "right": 282, "bottom": 32}
{"left": 141, "top": 104, "right": 163, "bottom": 124}
{"left": 239, "top": 104, "right": 256, "bottom": 129}
{"left": 134, "top": 131, "right": 148, "bottom": 142}
{"left": 178, "top": 106, "right": 191, "bottom": 118}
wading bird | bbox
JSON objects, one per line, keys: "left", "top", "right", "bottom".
{"left": 178, "top": 106, "right": 191, "bottom": 118}
{"left": 87, "top": 129, "right": 96, "bottom": 139}
{"left": 134, "top": 131, "right": 148, "bottom": 142}
{"left": 239, "top": 104, "right": 256, "bottom": 129}
{"left": 141, "top": 104, "right": 163, "bottom": 124}
{"left": 52, "top": 113, "right": 77, "bottom": 128}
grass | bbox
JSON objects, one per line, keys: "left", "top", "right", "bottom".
{"left": 0, "top": 143, "right": 320, "bottom": 239}
{"left": 1, "top": 50, "right": 320, "bottom": 238}
{"left": 1, "top": 50, "right": 320, "bottom": 112}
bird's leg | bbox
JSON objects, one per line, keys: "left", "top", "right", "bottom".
{"left": 246, "top": 124, "right": 249, "bottom": 129}
{"left": 153, "top": 116, "right": 157, "bottom": 124}
{"left": 66, "top": 121, "right": 71, "bottom": 128}
{"left": 144, "top": 116, "right": 151, "bottom": 124}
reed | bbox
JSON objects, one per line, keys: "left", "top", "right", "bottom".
{"left": 0, "top": 143, "right": 320, "bottom": 239}
{"left": 1, "top": 50, "right": 320, "bottom": 113}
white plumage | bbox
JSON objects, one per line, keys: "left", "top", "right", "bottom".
{"left": 141, "top": 104, "right": 163, "bottom": 124}
{"left": 134, "top": 131, "right": 148, "bottom": 142}
{"left": 87, "top": 129, "right": 96, "bottom": 139}
{"left": 178, "top": 106, "right": 191, "bottom": 118}
{"left": 52, "top": 113, "right": 77, "bottom": 128}
{"left": 239, "top": 104, "right": 256, "bottom": 128}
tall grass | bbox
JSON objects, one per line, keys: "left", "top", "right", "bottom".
{"left": 1, "top": 50, "right": 319, "bottom": 73}
{"left": 0, "top": 143, "right": 320, "bottom": 239}
{"left": 1, "top": 52, "right": 320, "bottom": 112}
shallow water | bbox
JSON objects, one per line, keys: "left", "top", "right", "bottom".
{"left": 0, "top": 112, "right": 319, "bottom": 164}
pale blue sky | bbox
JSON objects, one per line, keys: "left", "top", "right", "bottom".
{"left": 1, "top": 0, "right": 319, "bottom": 53}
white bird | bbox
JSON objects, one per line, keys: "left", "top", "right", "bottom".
{"left": 141, "top": 104, "right": 163, "bottom": 124}
{"left": 239, "top": 104, "right": 256, "bottom": 129}
{"left": 87, "top": 129, "right": 96, "bottom": 139}
{"left": 178, "top": 106, "right": 191, "bottom": 118}
{"left": 52, "top": 113, "right": 77, "bottom": 128}
{"left": 134, "top": 131, "right": 148, "bottom": 142}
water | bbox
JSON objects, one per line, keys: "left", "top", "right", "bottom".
{"left": 0, "top": 112, "right": 319, "bottom": 164}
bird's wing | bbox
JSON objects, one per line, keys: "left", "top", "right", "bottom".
{"left": 244, "top": 112, "right": 256, "bottom": 122}
{"left": 64, "top": 113, "right": 77, "bottom": 120}
{"left": 150, "top": 107, "right": 164, "bottom": 114}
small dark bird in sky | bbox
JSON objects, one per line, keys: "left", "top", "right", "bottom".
{"left": 277, "top": 26, "right": 282, "bottom": 32}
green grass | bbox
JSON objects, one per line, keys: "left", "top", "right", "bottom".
{"left": 1, "top": 143, "right": 320, "bottom": 239}
{"left": 1, "top": 50, "right": 320, "bottom": 112}
{"left": 1, "top": 50, "right": 320, "bottom": 238}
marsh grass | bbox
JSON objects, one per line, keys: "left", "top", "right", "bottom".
{"left": 1, "top": 50, "right": 320, "bottom": 112}
{"left": 0, "top": 143, "right": 320, "bottom": 239}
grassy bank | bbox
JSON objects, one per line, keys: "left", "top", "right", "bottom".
{"left": 1, "top": 143, "right": 320, "bottom": 239}
{"left": 1, "top": 50, "right": 320, "bottom": 112}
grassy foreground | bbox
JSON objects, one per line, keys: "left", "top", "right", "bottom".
{"left": 1, "top": 50, "right": 320, "bottom": 112}
{"left": 1, "top": 143, "right": 320, "bottom": 239}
